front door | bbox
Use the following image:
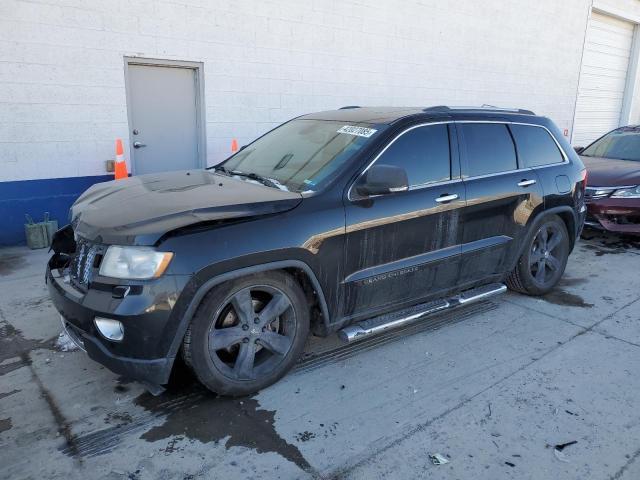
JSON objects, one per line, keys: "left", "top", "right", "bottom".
{"left": 342, "top": 123, "right": 465, "bottom": 321}
{"left": 456, "top": 122, "right": 544, "bottom": 285}
{"left": 127, "top": 63, "right": 201, "bottom": 175}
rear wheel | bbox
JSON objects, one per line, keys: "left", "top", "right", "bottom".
{"left": 506, "top": 215, "right": 570, "bottom": 295}
{"left": 183, "top": 271, "right": 309, "bottom": 396}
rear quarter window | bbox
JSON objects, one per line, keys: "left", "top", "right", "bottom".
{"left": 510, "top": 124, "right": 564, "bottom": 167}
{"left": 460, "top": 123, "right": 517, "bottom": 177}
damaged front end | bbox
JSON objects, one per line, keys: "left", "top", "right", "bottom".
{"left": 45, "top": 224, "right": 191, "bottom": 388}
{"left": 49, "top": 224, "right": 76, "bottom": 269}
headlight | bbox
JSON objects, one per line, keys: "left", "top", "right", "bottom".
{"left": 99, "top": 246, "right": 173, "bottom": 280}
{"left": 611, "top": 185, "right": 640, "bottom": 199}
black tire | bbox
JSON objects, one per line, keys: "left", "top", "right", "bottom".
{"left": 506, "top": 215, "right": 570, "bottom": 296}
{"left": 182, "top": 271, "right": 309, "bottom": 396}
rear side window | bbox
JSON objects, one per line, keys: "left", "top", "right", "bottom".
{"left": 376, "top": 124, "right": 451, "bottom": 186}
{"left": 460, "top": 123, "right": 517, "bottom": 177}
{"left": 510, "top": 124, "right": 564, "bottom": 167}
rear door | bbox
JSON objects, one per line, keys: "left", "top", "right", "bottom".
{"left": 342, "top": 123, "right": 465, "bottom": 321}
{"left": 457, "top": 122, "right": 544, "bottom": 286}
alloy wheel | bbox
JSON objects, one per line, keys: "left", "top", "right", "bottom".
{"left": 208, "top": 285, "right": 295, "bottom": 381}
{"left": 529, "top": 223, "right": 565, "bottom": 286}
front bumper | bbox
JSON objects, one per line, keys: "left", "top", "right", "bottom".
{"left": 585, "top": 198, "right": 640, "bottom": 235}
{"left": 46, "top": 256, "right": 189, "bottom": 385}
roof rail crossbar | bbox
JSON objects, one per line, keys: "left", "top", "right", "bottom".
{"left": 339, "top": 105, "right": 361, "bottom": 109}
{"left": 423, "top": 105, "right": 535, "bottom": 115}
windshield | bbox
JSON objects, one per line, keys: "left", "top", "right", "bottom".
{"left": 218, "top": 119, "right": 386, "bottom": 192}
{"left": 581, "top": 128, "right": 640, "bottom": 161}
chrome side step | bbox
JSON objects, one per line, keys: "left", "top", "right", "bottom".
{"left": 338, "top": 283, "right": 507, "bottom": 343}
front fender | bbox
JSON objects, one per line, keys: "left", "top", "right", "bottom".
{"left": 164, "top": 258, "right": 331, "bottom": 361}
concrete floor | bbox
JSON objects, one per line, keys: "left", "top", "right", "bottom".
{"left": 1, "top": 229, "right": 639, "bottom": 480}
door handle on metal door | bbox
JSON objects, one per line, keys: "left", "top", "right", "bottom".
{"left": 435, "top": 193, "right": 459, "bottom": 203}
{"left": 517, "top": 179, "right": 536, "bottom": 187}
{"left": 133, "top": 141, "right": 146, "bottom": 149}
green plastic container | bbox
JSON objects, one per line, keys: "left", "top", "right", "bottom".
{"left": 42, "top": 212, "right": 59, "bottom": 245}
{"left": 24, "top": 214, "right": 48, "bottom": 249}
{"left": 24, "top": 213, "right": 58, "bottom": 249}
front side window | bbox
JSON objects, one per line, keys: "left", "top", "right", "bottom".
{"left": 581, "top": 127, "right": 640, "bottom": 162}
{"left": 510, "top": 124, "right": 564, "bottom": 167}
{"left": 461, "top": 123, "right": 517, "bottom": 176}
{"left": 220, "top": 120, "right": 387, "bottom": 192}
{"left": 374, "top": 124, "right": 451, "bottom": 187}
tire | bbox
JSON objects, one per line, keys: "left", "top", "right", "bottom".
{"left": 182, "top": 271, "right": 309, "bottom": 396}
{"left": 506, "top": 214, "right": 570, "bottom": 296}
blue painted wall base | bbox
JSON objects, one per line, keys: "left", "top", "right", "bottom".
{"left": 0, "top": 175, "right": 113, "bottom": 246}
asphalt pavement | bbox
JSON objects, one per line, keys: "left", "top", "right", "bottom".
{"left": 1, "top": 230, "right": 639, "bottom": 480}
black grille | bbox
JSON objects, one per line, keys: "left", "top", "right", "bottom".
{"left": 69, "top": 239, "right": 102, "bottom": 289}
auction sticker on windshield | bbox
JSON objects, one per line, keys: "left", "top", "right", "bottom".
{"left": 337, "top": 125, "right": 378, "bottom": 138}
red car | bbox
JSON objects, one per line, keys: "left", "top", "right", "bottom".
{"left": 577, "top": 126, "right": 640, "bottom": 235}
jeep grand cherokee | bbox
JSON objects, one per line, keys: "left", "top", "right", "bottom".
{"left": 47, "top": 106, "right": 587, "bottom": 395}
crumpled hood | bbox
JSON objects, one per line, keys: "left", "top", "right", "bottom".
{"left": 581, "top": 155, "right": 640, "bottom": 187}
{"left": 71, "top": 170, "right": 303, "bottom": 245}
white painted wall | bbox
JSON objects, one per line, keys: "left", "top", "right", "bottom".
{"left": 0, "top": 0, "right": 625, "bottom": 183}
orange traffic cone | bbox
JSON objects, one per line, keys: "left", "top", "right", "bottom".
{"left": 114, "top": 139, "right": 129, "bottom": 180}
{"left": 231, "top": 138, "right": 239, "bottom": 153}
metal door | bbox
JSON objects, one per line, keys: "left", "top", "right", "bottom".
{"left": 573, "top": 11, "right": 635, "bottom": 146}
{"left": 127, "top": 64, "right": 200, "bottom": 174}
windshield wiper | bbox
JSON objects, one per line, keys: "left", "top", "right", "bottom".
{"left": 230, "top": 170, "right": 280, "bottom": 189}
{"left": 211, "top": 165, "right": 232, "bottom": 175}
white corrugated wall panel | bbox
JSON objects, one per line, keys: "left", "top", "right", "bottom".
{"left": 573, "top": 11, "right": 635, "bottom": 146}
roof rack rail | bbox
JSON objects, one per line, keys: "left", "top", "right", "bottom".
{"left": 423, "top": 105, "right": 450, "bottom": 112}
{"left": 339, "top": 105, "right": 361, "bottom": 109}
{"left": 423, "top": 105, "right": 535, "bottom": 115}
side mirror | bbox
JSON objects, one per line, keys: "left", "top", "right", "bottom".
{"left": 355, "top": 164, "right": 409, "bottom": 197}
{"left": 573, "top": 146, "right": 584, "bottom": 154}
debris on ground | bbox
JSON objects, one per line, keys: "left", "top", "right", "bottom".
{"left": 295, "top": 431, "right": 316, "bottom": 442}
{"left": 555, "top": 440, "right": 578, "bottom": 451}
{"left": 429, "top": 453, "right": 450, "bottom": 465}
{"left": 550, "top": 440, "right": 578, "bottom": 462}
{"left": 54, "top": 330, "right": 80, "bottom": 352}
{"left": 554, "top": 449, "right": 569, "bottom": 462}
{"left": 505, "top": 461, "right": 515, "bottom": 467}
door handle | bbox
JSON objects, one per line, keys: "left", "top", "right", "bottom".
{"left": 517, "top": 179, "right": 536, "bottom": 187}
{"left": 133, "top": 141, "right": 146, "bottom": 149}
{"left": 435, "top": 193, "right": 459, "bottom": 203}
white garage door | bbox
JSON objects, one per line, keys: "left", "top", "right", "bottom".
{"left": 573, "top": 11, "right": 635, "bottom": 146}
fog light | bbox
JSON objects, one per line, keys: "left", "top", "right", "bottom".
{"left": 94, "top": 317, "right": 124, "bottom": 342}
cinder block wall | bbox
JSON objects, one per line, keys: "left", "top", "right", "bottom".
{"left": 0, "top": 0, "right": 595, "bottom": 182}
{"left": 0, "top": 0, "right": 629, "bottom": 244}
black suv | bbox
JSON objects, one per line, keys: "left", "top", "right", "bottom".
{"left": 47, "top": 106, "right": 587, "bottom": 395}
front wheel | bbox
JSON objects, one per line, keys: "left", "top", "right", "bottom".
{"left": 182, "top": 271, "right": 309, "bottom": 396}
{"left": 506, "top": 215, "right": 570, "bottom": 296}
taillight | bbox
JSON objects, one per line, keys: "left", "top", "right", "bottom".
{"left": 581, "top": 169, "right": 587, "bottom": 192}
